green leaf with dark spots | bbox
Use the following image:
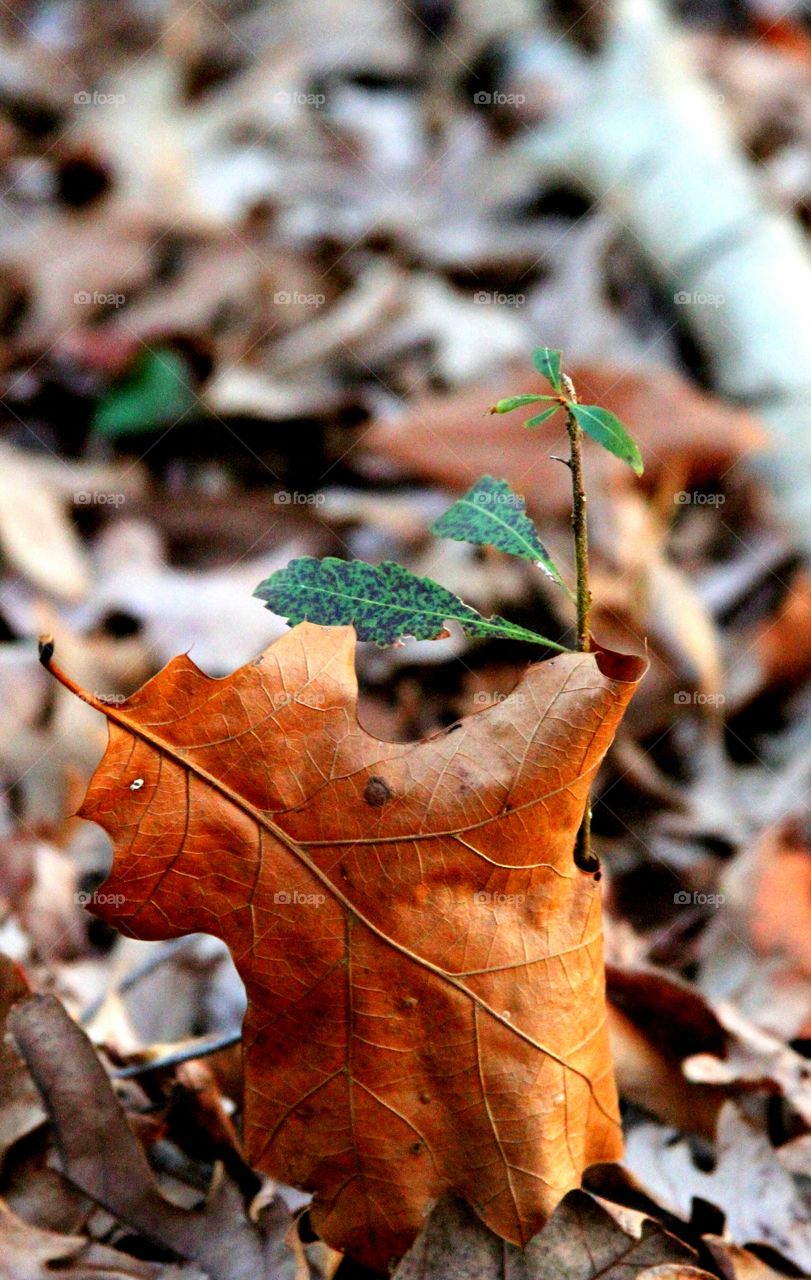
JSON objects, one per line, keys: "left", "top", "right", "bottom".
{"left": 532, "top": 347, "right": 563, "bottom": 392}
{"left": 491, "top": 394, "right": 556, "bottom": 415}
{"left": 569, "top": 403, "right": 644, "bottom": 476}
{"left": 93, "top": 348, "right": 196, "bottom": 439}
{"left": 524, "top": 405, "right": 560, "bottom": 429}
{"left": 254, "top": 557, "right": 568, "bottom": 651}
{"left": 431, "top": 476, "right": 566, "bottom": 589}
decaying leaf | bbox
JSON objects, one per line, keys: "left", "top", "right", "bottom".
{"left": 703, "top": 1235, "right": 789, "bottom": 1280}
{"left": 45, "top": 622, "right": 644, "bottom": 1268}
{"left": 392, "top": 1189, "right": 699, "bottom": 1280}
{"left": 0, "top": 446, "right": 92, "bottom": 602}
{"left": 9, "top": 995, "right": 297, "bottom": 1280}
{"left": 698, "top": 821, "right": 811, "bottom": 1038}
{"left": 683, "top": 1001, "right": 811, "bottom": 1127}
{"left": 0, "top": 1197, "right": 190, "bottom": 1280}
{"left": 625, "top": 1103, "right": 811, "bottom": 1273}
{"left": 0, "top": 956, "right": 44, "bottom": 1169}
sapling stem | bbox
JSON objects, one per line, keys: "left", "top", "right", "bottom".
{"left": 561, "top": 374, "right": 599, "bottom": 873}
{"left": 561, "top": 375, "right": 591, "bottom": 655}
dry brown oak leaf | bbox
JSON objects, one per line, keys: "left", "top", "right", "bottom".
{"left": 43, "top": 622, "right": 644, "bottom": 1270}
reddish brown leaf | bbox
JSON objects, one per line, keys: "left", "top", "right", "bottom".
{"left": 47, "top": 622, "right": 644, "bottom": 1269}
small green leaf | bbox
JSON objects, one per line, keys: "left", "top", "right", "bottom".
{"left": 93, "top": 349, "right": 196, "bottom": 439}
{"left": 431, "top": 476, "right": 565, "bottom": 588}
{"left": 532, "top": 347, "right": 563, "bottom": 391}
{"left": 569, "top": 403, "right": 644, "bottom": 476}
{"left": 254, "top": 557, "right": 568, "bottom": 651}
{"left": 524, "top": 405, "right": 560, "bottom": 429}
{"left": 491, "top": 394, "right": 555, "bottom": 415}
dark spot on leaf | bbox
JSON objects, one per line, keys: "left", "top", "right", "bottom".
{"left": 364, "top": 776, "right": 392, "bottom": 807}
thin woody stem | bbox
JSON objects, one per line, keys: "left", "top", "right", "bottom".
{"left": 562, "top": 378, "right": 591, "bottom": 654}
{"left": 560, "top": 377, "right": 599, "bottom": 873}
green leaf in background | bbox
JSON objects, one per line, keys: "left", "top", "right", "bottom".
{"left": 431, "top": 476, "right": 566, "bottom": 589}
{"left": 491, "top": 393, "right": 556, "bottom": 415}
{"left": 92, "top": 348, "right": 196, "bottom": 439}
{"left": 524, "top": 405, "right": 560, "bottom": 429}
{"left": 568, "top": 403, "right": 644, "bottom": 476}
{"left": 532, "top": 346, "right": 563, "bottom": 392}
{"left": 254, "top": 557, "right": 568, "bottom": 651}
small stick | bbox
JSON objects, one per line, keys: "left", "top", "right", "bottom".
{"left": 113, "top": 1029, "right": 242, "bottom": 1078}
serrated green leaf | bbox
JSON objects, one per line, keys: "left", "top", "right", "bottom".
{"left": 491, "top": 394, "right": 555, "bottom": 415}
{"left": 569, "top": 403, "right": 644, "bottom": 476}
{"left": 254, "top": 557, "right": 568, "bottom": 651}
{"left": 93, "top": 349, "right": 196, "bottom": 439}
{"left": 524, "top": 405, "right": 560, "bottom": 429}
{"left": 431, "top": 476, "right": 566, "bottom": 588}
{"left": 532, "top": 347, "right": 563, "bottom": 391}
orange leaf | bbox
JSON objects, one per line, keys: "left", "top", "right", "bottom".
{"left": 46, "top": 623, "right": 644, "bottom": 1269}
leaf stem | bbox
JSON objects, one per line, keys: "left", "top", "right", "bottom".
{"left": 561, "top": 378, "right": 599, "bottom": 873}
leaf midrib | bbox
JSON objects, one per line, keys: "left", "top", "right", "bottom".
{"left": 276, "top": 578, "right": 565, "bottom": 649}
